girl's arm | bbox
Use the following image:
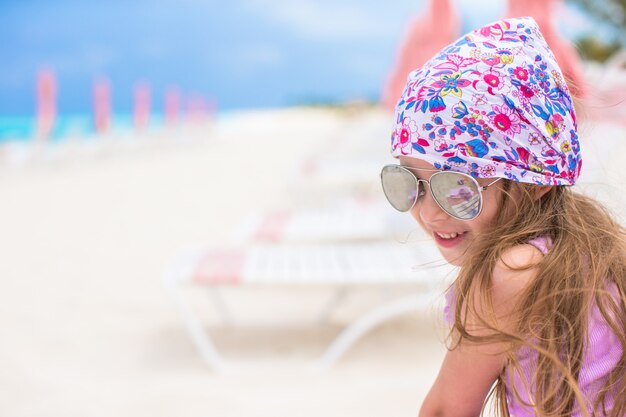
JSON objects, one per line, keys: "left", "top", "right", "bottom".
{"left": 419, "top": 342, "right": 504, "bottom": 417}
{"left": 419, "top": 244, "right": 544, "bottom": 417}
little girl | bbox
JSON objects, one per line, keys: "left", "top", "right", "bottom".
{"left": 380, "top": 17, "right": 626, "bottom": 417}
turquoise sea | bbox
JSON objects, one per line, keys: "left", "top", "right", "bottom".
{"left": 0, "top": 112, "right": 227, "bottom": 143}
{"left": 0, "top": 114, "right": 155, "bottom": 142}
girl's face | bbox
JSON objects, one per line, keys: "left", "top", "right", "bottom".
{"left": 399, "top": 157, "right": 504, "bottom": 266}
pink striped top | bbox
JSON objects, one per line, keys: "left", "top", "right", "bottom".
{"left": 444, "top": 237, "right": 623, "bottom": 415}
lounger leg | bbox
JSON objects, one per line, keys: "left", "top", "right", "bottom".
{"left": 312, "top": 292, "right": 436, "bottom": 371}
{"left": 207, "top": 287, "right": 233, "bottom": 325}
{"left": 316, "top": 286, "right": 349, "bottom": 324}
{"left": 163, "top": 270, "right": 229, "bottom": 373}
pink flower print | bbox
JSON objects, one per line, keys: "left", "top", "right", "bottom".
{"left": 514, "top": 66, "right": 529, "bottom": 81}
{"left": 520, "top": 85, "right": 534, "bottom": 98}
{"left": 404, "top": 118, "right": 418, "bottom": 134}
{"left": 527, "top": 132, "right": 541, "bottom": 146}
{"left": 479, "top": 26, "right": 493, "bottom": 37}
{"left": 433, "top": 55, "right": 479, "bottom": 72}
{"left": 478, "top": 21, "right": 509, "bottom": 39}
{"left": 489, "top": 104, "right": 522, "bottom": 138}
{"left": 484, "top": 73, "right": 500, "bottom": 88}
{"left": 396, "top": 119, "right": 418, "bottom": 155}
{"left": 480, "top": 165, "right": 496, "bottom": 177}
{"left": 434, "top": 138, "right": 450, "bottom": 151}
{"left": 481, "top": 72, "right": 508, "bottom": 95}
{"left": 494, "top": 113, "right": 511, "bottom": 131}
{"left": 397, "top": 127, "right": 412, "bottom": 155}
{"left": 471, "top": 93, "right": 488, "bottom": 106}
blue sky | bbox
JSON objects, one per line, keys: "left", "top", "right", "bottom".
{"left": 0, "top": 0, "right": 592, "bottom": 116}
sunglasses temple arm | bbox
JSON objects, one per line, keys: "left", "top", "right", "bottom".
{"left": 480, "top": 178, "right": 502, "bottom": 190}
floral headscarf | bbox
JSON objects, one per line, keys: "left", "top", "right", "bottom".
{"left": 390, "top": 17, "right": 581, "bottom": 185}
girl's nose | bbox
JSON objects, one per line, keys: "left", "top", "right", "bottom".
{"left": 412, "top": 188, "right": 450, "bottom": 224}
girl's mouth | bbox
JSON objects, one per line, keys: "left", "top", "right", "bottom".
{"left": 433, "top": 231, "right": 468, "bottom": 248}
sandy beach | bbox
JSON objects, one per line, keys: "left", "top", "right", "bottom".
{"left": 0, "top": 106, "right": 624, "bottom": 417}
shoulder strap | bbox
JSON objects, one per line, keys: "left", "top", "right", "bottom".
{"left": 526, "top": 236, "right": 551, "bottom": 255}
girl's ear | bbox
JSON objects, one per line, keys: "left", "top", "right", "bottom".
{"left": 535, "top": 185, "right": 552, "bottom": 200}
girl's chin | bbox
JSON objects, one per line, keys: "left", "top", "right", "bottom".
{"left": 434, "top": 238, "right": 469, "bottom": 266}
{"left": 441, "top": 251, "right": 464, "bottom": 266}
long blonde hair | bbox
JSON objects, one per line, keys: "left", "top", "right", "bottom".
{"left": 450, "top": 182, "right": 626, "bottom": 416}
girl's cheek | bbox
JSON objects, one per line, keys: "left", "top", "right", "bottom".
{"left": 409, "top": 205, "right": 424, "bottom": 227}
{"left": 410, "top": 207, "right": 432, "bottom": 235}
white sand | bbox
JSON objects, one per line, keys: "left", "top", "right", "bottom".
{"left": 0, "top": 106, "right": 623, "bottom": 417}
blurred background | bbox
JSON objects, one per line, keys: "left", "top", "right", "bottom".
{"left": 1, "top": 1, "right": 625, "bottom": 416}
{"left": 1, "top": 0, "right": 623, "bottom": 133}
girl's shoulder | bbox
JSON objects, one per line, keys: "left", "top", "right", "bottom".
{"left": 444, "top": 239, "right": 548, "bottom": 325}
{"left": 497, "top": 240, "right": 547, "bottom": 271}
{"left": 490, "top": 241, "right": 546, "bottom": 307}
{"left": 445, "top": 242, "right": 546, "bottom": 321}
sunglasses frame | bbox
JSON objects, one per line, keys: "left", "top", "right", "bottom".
{"left": 380, "top": 164, "right": 501, "bottom": 221}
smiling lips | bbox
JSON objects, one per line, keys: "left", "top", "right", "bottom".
{"left": 433, "top": 231, "right": 468, "bottom": 248}
{"left": 435, "top": 231, "right": 466, "bottom": 240}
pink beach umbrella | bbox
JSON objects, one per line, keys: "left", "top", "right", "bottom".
{"left": 381, "top": 0, "right": 460, "bottom": 111}
{"left": 35, "top": 69, "right": 57, "bottom": 140}
{"left": 186, "top": 94, "right": 208, "bottom": 123}
{"left": 93, "top": 78, "right": 111, "bottom": 134}
{"left": 164, "top": 87, "right": 181, "bottom": 125}
{"left": 504, "top": 0, "right": 586, "bottom": 97}
{"left": 133, "top": 82, "right": 151, "bottom": 130}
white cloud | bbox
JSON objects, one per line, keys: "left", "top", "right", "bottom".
{"left": 241, "top": 0, "right": 416, "bottom": 40}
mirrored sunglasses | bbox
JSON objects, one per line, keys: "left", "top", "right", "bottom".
{"left": 380, "top": 164, "right": 501, "bottom": 221}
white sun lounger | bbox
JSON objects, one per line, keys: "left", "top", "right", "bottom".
{"left": 163, "top": 241, "right": 453, "bottom": 372}
{"left": 229, "top": 200, "right": 414, "bottom": 245}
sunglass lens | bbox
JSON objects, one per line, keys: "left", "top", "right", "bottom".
{"left": 381, "top": 166, "right": 418, "bottom": 212}
{"left": 429, "top": 172, "right": 481, "bottom": 220}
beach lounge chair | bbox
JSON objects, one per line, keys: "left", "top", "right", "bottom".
{"left": 229, "top": 199, "right": 414, "bottom": 245}
{"left": 163, "top": 240, "right": 453, "bottom": 372}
